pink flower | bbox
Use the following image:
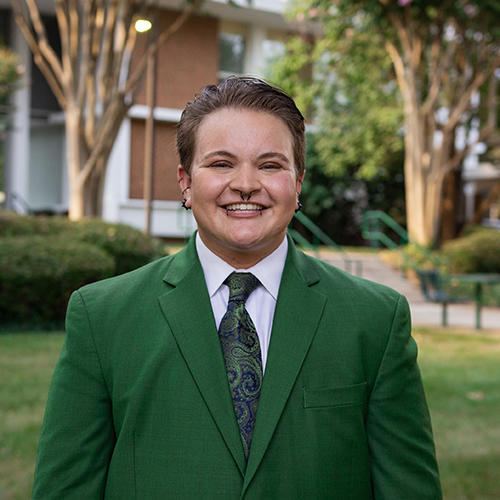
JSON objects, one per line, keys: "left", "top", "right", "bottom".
{"left": 398, "top": 0, "right": 413, "bottom": 5}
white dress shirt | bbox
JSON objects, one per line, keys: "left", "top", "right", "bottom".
{"left": 195, "top": 233, "right": 288, "bottom": 371}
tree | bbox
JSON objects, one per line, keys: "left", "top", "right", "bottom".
{"left": 0, "top": 46, "right": 23, "bottom": 139}
{"left": 0, "top": 45, "right": 23, "bottom": 195}
{"left": 12, "top": 0, "right": 202, "bottom": 219}
{"left": 270, "top": 6, "right": 406, "bottom": 243}
{"left": 295, "top": 132, "right": 405, "bottom": 245}
{"left": 286, "top": 0, "right": 500, "bottom": 247}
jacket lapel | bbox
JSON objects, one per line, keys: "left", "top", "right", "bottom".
{"left": 157, "top": 238, "right": 246, "bottom": 475}
{"left": 242, "top": 241, "right": 327, "bottom": 492}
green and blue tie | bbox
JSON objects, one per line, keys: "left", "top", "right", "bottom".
{"left": 218, "top": 272, "right": 262, "bottom": 460}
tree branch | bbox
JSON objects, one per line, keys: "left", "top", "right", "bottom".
{"left": 78, "top": 96, "right": 130, "bottom": 185}
{"left": 98, "top": 0, "right": 119, "bottom": 106}
{"left": 444, "top": 54, "right": 500, "bottom": 133}
{"left": 385, "top": 40, "right": 408, "bottom": 99}
{"left": 487, "top": 71, "right": 498, "bottom": 131}
{"left": 68, "top": 0, "right": 80, "bottom": 86}
{"left": 421, "top": 19, "right": 453, "bottom": 115}
{"left": 472, "top": 180, "right": 500, "bottom": 224}
{"left": 23, "top": 0, "right": 66, "bottom": 89}
{"left": 442, "top": 123, "right": 494, "bottom": 176}
{"left": 54, "top": 0, "right": 72, "bottom": 92}
{"left": 11, "top": 1, "right": 66, "bottom": 108}
{"left": 76, "top": 0, "right": 93, "bottom": 116}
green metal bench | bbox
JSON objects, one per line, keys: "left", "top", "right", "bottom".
{"left": 415, "top": 269, "right": 461, "bottom": 326}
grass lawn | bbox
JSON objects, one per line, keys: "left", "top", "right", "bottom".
{"left": 413, "top": 328, "right": 500, "bottom": 500}
{"left": 1, "top": 328, "right": 499, "bottom": 499}
{"left": 0, "top": 332, "right": 65, "bottom": 500}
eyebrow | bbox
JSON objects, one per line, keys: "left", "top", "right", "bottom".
{"left": 201, "top": 150, "right": 290, "bottom": 164}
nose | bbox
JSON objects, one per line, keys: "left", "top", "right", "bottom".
{"left": 228, "top": 163, "right": 261, "bottom": 197}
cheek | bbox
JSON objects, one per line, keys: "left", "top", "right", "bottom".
{"left": 191, "top": 174, "right": 226, "bottom": 199}
{"left": 266, "top": 176, "right": 299, "bottom": 201}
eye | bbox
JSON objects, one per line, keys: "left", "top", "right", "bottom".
{"left": 209, "top": 161, "right": 232, "bottom": 169}
{"left": 261, "top": 163, "right": 282, "bottom": 171}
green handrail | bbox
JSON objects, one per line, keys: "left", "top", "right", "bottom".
{"left": 361, "top": 210, "right": 447, "bottom": 272}
{"left": 361, "top": 210, "right": 409, "bottom": 247}
{"left": 290, "top": 211, "right": 362, "bottom": 276}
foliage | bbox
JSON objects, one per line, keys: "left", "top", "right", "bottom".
{"left": 0, "top": 211, "right": 166, "bottom": 274}
{"left": 0, "top": 212, "right": 167, "bottom": 327}
{"left": 284, "top": 0, "right": 500, "bottom": 247}
{"left": 271, "top": 8, "right": 404, "bottom": 182}
{"left": 0, "top": 236, "right": 115, "bottom": 326}
{"left": 70, "top": 219, "right": 166, "bottom": 275}
{"left": 0, "top": 210, "right": 72, "bottom": 237}
{"left": 295, "top": 133, "right": 405, "bottom": 245}
{"left": 442, "top": 230, "right": 500, "bottom": 274}
{"left": 0, "top": 45, "right": 23, "bottom": 195}
{"left": 0, "top": 45, "right": 22, "bottom": 139}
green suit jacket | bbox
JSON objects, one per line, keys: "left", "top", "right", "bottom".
{"left": 33, "top": 236, "right": 441, "bottom": 499}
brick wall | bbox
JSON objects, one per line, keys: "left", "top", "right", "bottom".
{"left": 129, "top": 9, "right": 218, "bottom": 201}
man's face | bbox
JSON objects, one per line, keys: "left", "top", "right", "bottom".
{"left": 178, "top": 108, "right": 303, "bottom": 267}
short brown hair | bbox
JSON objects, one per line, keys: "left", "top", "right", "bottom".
{"left": 177, "top": 76, "right": 305, "bottom": 176}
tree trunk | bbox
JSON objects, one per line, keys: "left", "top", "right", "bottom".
{"left": 85, "top": 167, "right": 106, "bottom": 217}
{"left": 402, "top": 82, "right": 433, "bottom": 246}
{"left": 440, "top": 167, "right": 463, "bottom": 244}
{"left": 65, "top": 107, "right": 85, "bottom": 220}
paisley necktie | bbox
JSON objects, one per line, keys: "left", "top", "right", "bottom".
{"left": 218, "top": 272, "right": 262, "bottom": 460}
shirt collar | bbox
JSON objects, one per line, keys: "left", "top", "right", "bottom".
{"left": 195, "top": 233, "right": 288, "bottom": 300}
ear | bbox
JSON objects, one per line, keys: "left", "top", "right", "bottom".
{"left": 296, "top": 170, "right": 305, "bottom": 194}
{"left": 177, "top": 164, "right": 192, "bottom": 208}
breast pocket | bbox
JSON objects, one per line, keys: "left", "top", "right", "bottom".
{"left": 303, "top": 382, "right": 367, "bottom": 409}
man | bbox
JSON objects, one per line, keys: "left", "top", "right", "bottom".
{"left": 33, "top": 77, "right": 441, "bottom": 499}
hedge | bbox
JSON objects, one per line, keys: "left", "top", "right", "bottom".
{"left": 0, "top": 212, "right": 166, "bottom": 275}
{"left": 442, "top": 230, "right": 500, "bottom": 273}
{"left": 70, "top": 219, "right": 165, "bottom": 275}
{"left": 0, "top": 212, "right": 168, "bottom": 328}
{"left": 0, "top": 236, "right": 115, "bottom": 327}
{"left": 0, "top": 210, "right": 71, "bottom": 237}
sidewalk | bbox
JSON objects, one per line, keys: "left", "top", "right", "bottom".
{"left": 319, "top": 250, "right": 500, "bottom": 331}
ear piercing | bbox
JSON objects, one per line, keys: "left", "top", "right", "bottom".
{"left": 295, "top": 194, "right": 302, "bottom": 213}
{"left": 181, "top": 186, "right": 191, "bottom": 210}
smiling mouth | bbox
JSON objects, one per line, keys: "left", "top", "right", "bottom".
{"left": 223, "top": 203, "right": 265, "bottom": 215}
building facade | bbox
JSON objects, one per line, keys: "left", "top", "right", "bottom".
{"left": 1, "top": 0, "right": 293, "bottom": 237}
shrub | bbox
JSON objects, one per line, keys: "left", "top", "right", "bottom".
{"left": 71, "top": 219, "right": 166, "bottom": 275}
{"left": 0, "top": 236, "right": 115, "bottom": 327}
{"left": 0, "top": 211, "right": 71, "bottom": 237}
{"left": 442, "top": 230, "right": 500, "bottom": 274}
{"left": 0, "top": 211, "right": 167, "bottom": 275}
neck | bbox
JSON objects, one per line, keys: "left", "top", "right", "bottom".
{"left": 198, "top": 234, "right": 285, "bottom": 269}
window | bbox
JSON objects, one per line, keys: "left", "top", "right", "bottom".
{"left": 219, "top": 32, "right": 246, "bottom": 78}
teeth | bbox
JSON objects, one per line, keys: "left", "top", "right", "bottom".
{"left": 225, "top": 203, "right": 263, "bottom": 211}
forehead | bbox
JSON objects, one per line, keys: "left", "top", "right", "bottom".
{"left": 193, "top": 108, "right": 293, "bottom": 156}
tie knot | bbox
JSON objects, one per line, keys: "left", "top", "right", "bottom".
{"left": 224, "top": 272, "right": 260, "bottom": 304}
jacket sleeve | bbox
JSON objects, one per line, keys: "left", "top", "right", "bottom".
{"left": 33, "top": 290, "right": 115, "bottom": 499}
{"left": 367, "top": 294, "right": 442, "bottom": 500}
